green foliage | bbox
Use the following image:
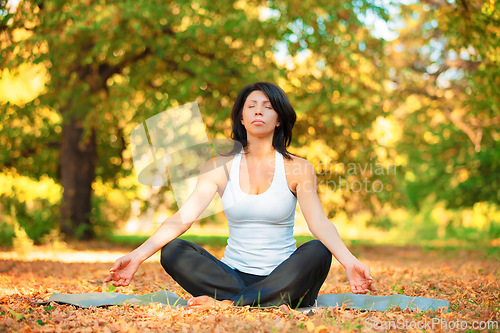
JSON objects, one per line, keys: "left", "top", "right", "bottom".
{"left": 0, "top": 0, "right": 498, "bottom": 241}
{"left": 106, "top": 285, "right": 117, "bottom": 293}
{"left": 366, "top": 215, "right": 394, "bottom": 231}
{"left": 4, "top": 195, "right": 58, "bottom": 244}
{"left": 380, "top": 199, "right": 500, "bottom": 243}
{"left": 0, "top": 222, "right": 15, "bottom": 247}
{"left": 0, "top": 171, "right": 134, "bottom": 246}
{"left": 8, "top": 309, "right": 24, "bottom": 321}
{"left": 0, "top": 172, "right": 61, "bottom": 245}
{"left": 1, "top": 0, "right": 389, "bottom": 233}
{"left": 86, "top": 194, "right": 111, "bottom": 240}
{"left": 389, "top": 1, "right": 500, "bottom": 210}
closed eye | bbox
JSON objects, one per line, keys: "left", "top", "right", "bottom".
{"left": 249, "top": 105, "right": 273, "bottom": 109}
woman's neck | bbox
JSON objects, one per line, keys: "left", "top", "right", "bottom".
{"left": 243, "top": 143, "right": 275, "bottom": 163}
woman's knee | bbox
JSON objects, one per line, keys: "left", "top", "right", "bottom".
{"left": 160, "top": 238, "right": 187, "bottom": 270}
{"left": 301, "top": 240, "right": 332, "bottom": 264}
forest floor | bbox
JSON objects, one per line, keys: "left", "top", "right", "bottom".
{"left": 0, "top": 240, "right": 498, "bottom": 332}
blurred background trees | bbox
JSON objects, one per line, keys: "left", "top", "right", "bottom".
{"left": 0, "top": 0, "right": 498, "bottom": 246}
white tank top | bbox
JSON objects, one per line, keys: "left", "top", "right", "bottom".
{"left": 220, "top": 149, "right": 297, "bottom": 275}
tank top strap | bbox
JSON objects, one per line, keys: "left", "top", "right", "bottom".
{"left": 275, "top": 150, "right": 288, "bottom": 186}
{"left": 231, "top": 151, "right": 242, "bottom": 186}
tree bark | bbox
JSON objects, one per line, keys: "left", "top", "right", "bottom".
{"left": 59, "top": 116, "right": 97, "bottom": 240}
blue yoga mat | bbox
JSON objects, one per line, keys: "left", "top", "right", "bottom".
{"left": 32, "top": 290, "right": 450, "bottom": 312}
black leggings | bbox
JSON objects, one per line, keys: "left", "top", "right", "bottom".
{"left": 160, "top": 238, "right": 332, "bottom": 308}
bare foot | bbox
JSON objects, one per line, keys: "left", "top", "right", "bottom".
{"left": 187, "top": 295, "right": 233, "bottom": 309}
{"left": 279, "top": 304, "right": 292, "bottom": 314}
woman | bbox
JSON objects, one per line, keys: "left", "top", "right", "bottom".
{"left": 104, "top": 82, "right": 376, "bottom": 309}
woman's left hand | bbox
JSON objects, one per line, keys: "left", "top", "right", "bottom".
{"left": 344, "top": 260, "right": 377, "bottom": 294}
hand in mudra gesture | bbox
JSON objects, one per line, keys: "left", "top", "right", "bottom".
{"left": 103, "top": 253, "right": 140, "bottom": 287}
{"left": 345, "top": 259, "right": 377, "bottom": 294}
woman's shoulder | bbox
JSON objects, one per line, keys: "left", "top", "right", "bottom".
{"left": 283, "top": 151, "right": 312, "bottom": 166}
{"left": 283, "top": 152, "right": 315, "bottom": 177}
{"left": 201, "top": 154, "right": 237, "bottom": 179}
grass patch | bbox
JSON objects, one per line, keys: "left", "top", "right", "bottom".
{"left": 420, "top": 241, "right": 500, "bottom": 261}
{"left": 109, "top": 233, "right": 229, "bottom": 248}
{"left": 109, "top": 233, "right": 320, "bottom": 248}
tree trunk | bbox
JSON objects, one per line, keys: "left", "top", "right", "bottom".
{"left": 60, "top": 117, "right": 97, "bottom": 240}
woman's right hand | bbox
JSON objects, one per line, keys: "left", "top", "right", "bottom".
{"left": 103, "top": 253, "right": 141, "bottom": 287}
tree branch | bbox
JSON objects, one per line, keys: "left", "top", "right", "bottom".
{"left": 99, "top": 47, "right": 152, "bottom": 81}
{"left": 443, "top": 109, "right": 483, "bottom": 152}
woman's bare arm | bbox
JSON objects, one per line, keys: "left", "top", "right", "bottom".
{"left": 295, "top": 159, "right": 376, "bottom": 293}
{"left": 104, "top": 158, "right": 221, "bottom": 286}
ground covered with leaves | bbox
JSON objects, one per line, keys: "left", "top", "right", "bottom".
{"left": 0, "top": 241, "right": 498, "bottom": 332}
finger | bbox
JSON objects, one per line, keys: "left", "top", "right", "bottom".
{"left": 109, "top": 260, "right": 122, "bottom": 272}
{"left": 353, "top": 283, "right": 368, "bottom": 293}
{"left": 363, "top": 267, "right": 372, "bottom": 280}
{"left": 105, "top": 273, "right": 119, "bottom": 282}
{"left": 106, "top": 275, "right": 117, "bottom": 283}
{"left": 356, "top": 285, "right": 368, "bottom": 294}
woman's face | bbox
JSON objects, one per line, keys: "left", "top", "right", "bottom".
{"left": 240, "top": 90, "right": 280, "bottom": 137}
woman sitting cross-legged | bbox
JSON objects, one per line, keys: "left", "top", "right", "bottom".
{"left": 104, "top": 82, "right": 377, "bottom": 309}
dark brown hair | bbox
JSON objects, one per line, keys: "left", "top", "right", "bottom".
{"left": 227, "top": 82, "right": 297, "bottom": 160}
